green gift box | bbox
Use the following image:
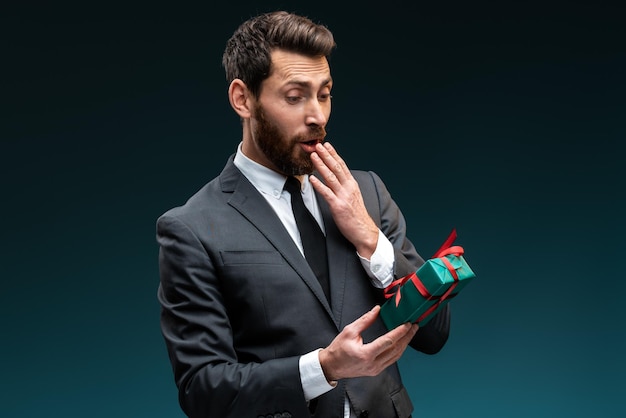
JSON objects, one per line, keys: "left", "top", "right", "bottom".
{"left": 380, "top": 232, "right": 476, "bottom": 329}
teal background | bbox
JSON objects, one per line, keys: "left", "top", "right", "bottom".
{"left": 2, "top": 1, "right": 624, "bottom": 417}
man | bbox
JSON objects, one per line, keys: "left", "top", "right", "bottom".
{"left": 157, "top": 11, "right": 450, "bottom": 418}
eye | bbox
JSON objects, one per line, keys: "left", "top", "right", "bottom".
{"left": 286, "top": 95, "right": 304, "bottom": 104}
{"left": 319, "top": 93, "right": 332, "bottom": 102}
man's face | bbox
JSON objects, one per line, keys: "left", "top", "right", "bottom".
{"left": 244, "top": 49, "right": 333, "bottom": 176}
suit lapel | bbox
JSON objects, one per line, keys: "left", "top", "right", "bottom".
{"left": 220, "top": 158, "right": 335, "bottom": 322}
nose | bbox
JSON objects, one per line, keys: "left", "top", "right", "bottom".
{"left": 305, "top": 97, "right": 328, "bottom": 127}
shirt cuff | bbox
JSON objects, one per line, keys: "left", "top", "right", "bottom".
{"left": 299, "top": 349, "right": 337, "bottom": 401}
{"left": 358, "top": 229, "right": 395, "bottom": 288}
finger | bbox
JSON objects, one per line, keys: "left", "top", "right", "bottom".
{"left": 346, "top": 305, "right": 381, "bottom": 335}
{"left": 375, "top": 343, "right": 407, "bottom": 371}
{"left": 308, "top": 173, "right": 331, "bottom": 196}
{"left": 310, "top": 152, "right": 340, "bottom": 189}
{"left": 322, "top": 142, "right": 349, "bottom": 175}
{"left": 372, "top": 323, "right": 418, "bottom": 366}
{"left": 367, "top": 322, "right": 413, "bottom": 356}
{"left": 396, "top": 323, "right": 419, "bottom": 346}
{"left": 314, "top": 142, "right": 348, "bottom": 183}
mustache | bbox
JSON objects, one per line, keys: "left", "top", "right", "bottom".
{"left": 297, "top": 126, "right": 326, "bottom": 141}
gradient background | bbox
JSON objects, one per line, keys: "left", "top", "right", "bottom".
{"left": 2, "top": 1, "right": 624, "bottom": 417}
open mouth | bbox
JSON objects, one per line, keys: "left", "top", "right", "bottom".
{"left": 298, "top": 140, "right": 320, "bottom": 154}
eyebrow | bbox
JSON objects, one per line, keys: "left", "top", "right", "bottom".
{"left": 284, "top": 77, "right": 333, "bottom": 89}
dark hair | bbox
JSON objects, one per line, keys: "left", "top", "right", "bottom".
{"left": 222, "top": 11, "right": 336, "bottom": 98}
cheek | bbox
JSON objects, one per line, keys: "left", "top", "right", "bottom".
{"left": 274, "top": 114, "right": 303, "bottom": 137}
{"left": 262, "top": 101, "right": 308, "bottom": 136}
{"left": 264, "top": 103, "right": 288, "bottom": 123}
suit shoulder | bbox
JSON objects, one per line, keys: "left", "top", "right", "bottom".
{"left": 351, "top": 170, "right": 388, "bottom": 195}
{"left": 351, "top": 169, "right": 384, "bottom": 183}
{"left": 157, "top": 177, "right": 222, "bottom": 222}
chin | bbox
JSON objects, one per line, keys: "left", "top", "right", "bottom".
{"left": 282, "top": 160, "right": 314, "bottom": 176}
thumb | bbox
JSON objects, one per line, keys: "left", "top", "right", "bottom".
{"left": 350, "top": 305, "right": 380, "bottom": 334}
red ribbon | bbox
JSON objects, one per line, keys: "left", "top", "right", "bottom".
{"left": 384, "top": 229, "right": 464, "bottom": 323}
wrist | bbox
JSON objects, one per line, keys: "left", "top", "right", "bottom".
{"left": 318, "top": 348, "right": 338, "bottom": 385}
{"left": 355, "top": 227, "right": 380, "bottom": 260}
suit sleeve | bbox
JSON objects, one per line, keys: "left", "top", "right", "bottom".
{"left": 156, "top": 214, "right": 310, "bottom": 418}
{"left": 362, "top": 171, "right": 451, "bottom": 354}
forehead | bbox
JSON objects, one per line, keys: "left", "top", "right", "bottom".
{"left": 268, "top": 49, "right": 331, "bottom": 86}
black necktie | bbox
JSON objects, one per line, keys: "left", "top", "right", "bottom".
{"left": 284, "top": 176, "right": 330, "bottom": 302}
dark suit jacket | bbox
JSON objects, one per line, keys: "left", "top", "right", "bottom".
{"left": 157, "top": 155, "right": 450, "bottom": 418}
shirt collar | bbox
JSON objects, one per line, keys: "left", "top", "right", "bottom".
{"left": 233, "top": 143, "right": 311, "bottom": 199}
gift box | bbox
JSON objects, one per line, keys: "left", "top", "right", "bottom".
{"left": 380, "top": 230, "right": 476, "bottom": 329}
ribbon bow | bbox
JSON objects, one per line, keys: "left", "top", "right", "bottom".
{"left": 384, "top": 229, "right": 464, "bottom": 318}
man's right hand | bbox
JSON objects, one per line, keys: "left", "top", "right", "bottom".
{"left": 318, "top": 305, "right": 419, "bottom": 382}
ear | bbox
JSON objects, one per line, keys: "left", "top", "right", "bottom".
{"left": 228, "top": 79, "right": 253, "bottom": 119}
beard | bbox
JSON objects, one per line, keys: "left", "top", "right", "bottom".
{"left": 253, "top": 104, "right": 326, "bottom": 176}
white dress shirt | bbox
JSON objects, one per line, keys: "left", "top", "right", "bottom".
{"left": 233, "top": 144, "right": 395, "bottom": 417}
